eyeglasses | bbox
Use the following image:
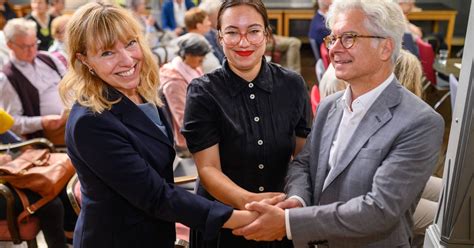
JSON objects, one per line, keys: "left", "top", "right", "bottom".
{"left": 11, "top": 40, "right": 41, "bottom": 51}
{"left": 323, "top": 32, "right": 386, "bottom": 49}
{"left": 219, "top": 28, "right": 266, "bottom": 46}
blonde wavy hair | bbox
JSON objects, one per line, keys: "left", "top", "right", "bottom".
{"left": 59, "top": 2, "right": 161, "bottom": 113}
{"left": 394, "top": 49, "right": 423, "bottom": 98}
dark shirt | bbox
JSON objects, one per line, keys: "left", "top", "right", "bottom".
{"left": 308, "top": 11, "right": 330, "bottom": 50}
{"left": 25, "top": 14, "right": 55, "bottom": 51}
{"left": 182, "top": 58, "right": 311, "bottom": 247}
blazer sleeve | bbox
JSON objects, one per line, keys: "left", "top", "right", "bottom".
{"left": 288, "top": 110, "right": 444, "bottom": 244}
{"left": 70, "top": 112, "right": 232, "bottom": 239}
{"left": 161, "top": 1, "right": 174, "bottom": 31}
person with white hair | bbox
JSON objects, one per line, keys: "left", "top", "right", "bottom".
{"left": 232, "top": 1, "right": 444, "bottom": 247}
{"left": 0, "top": 18, "right": 67, "bottom": 144}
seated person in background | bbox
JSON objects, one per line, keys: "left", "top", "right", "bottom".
{"left": 161, "top": 0, "right": 195, "bottom": 36}
{"left": 0, "top": 0, "right": 17, "bottom": 30}
{"left": 199, "top": 0, "right": 224, "bottom": 63}
{"left": 129, "top": 0, "right": 176, "bottom": 48}
{"left": 0, "top": 109, "right": 68, "bottom": 248}
{"left": 265, "top": 32, "right": 302, "bottom": 74}
{"left": 26, "top": 0, "right": 55, "bottom": 51}
{"left": 159, "top": 35, "right": 209, "bottom": 156}
{"left": 397, "top": 0, "right": 421, "bottom": 57}
{"left": 0, "top": 18, "right": 67, "bottom": 144}
{"left": 48, "top": 14, "right": 70, "bottom": 67}
{"left": 168, "top": 7, "right": 220, "bottom": 73}
{"left": 308, "top": 0, "right": 332, "bottom": 50}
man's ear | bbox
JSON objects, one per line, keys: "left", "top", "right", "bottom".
{"left": 380, "top": 38, "right": 394, "bottom": 61}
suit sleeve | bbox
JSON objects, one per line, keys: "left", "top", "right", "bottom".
{"left": 71, "top": 113, "right": 232, "bottom": 240}
{"left": 289, "top": 111, "right": 444, "bottom": 243}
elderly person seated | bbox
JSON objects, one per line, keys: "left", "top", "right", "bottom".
{"left": 0, "top": 18, "right": 67, "bottom": 145}
{"left": 159, "top": 34, "right": 209, "bottom": 157}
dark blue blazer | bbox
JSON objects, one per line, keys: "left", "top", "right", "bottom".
{"left": 65, "top": 88, "right": 232, "bottom": 248}
{"left": 161, "top": 0, "right": 195, "bottom": 31}
{"left": 308, "top": 11, "right": 331, "bottom": 50}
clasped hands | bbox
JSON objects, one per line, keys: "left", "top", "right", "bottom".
{"left": 232, "top": 194, "right": 302, "bottom": 241}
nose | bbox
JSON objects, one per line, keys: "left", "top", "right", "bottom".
{"left": 238, "top": 33, "right": 250, "bottom": 47}
{"left": 118, "top": 49, "right": 134, "bottom": 66}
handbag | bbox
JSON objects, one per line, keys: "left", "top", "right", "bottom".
{"left": 0, "top": 149, "right": 75, "bottom": 222}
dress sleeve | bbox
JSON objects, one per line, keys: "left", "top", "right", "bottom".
{"left": 182, "top": 80, "right": 221, "bottom": 153}
{"left": 295, "top": 75, "right": 312, "bottom": 138}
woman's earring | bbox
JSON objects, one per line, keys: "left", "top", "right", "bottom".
{"left": 89, "top": 67, "right": 96, "bottom": 76}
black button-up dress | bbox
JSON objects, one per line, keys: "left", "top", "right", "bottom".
{"left": 183, "top": 58, "right": 312, "bottom": 248}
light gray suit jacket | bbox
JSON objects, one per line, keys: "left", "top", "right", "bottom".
{"left": 285, "top": 79, "right": 444, "bottom": 248}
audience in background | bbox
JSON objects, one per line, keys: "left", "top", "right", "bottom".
{"left": 49, "top": 14, "right": 70, "bottom": 66}
{"left": 199, "top": 0, "right": 224, "bottom": 62}
{"left": 159, "top": 35, "right": 208, "bottom": 156}
{"left": 26, "top": 0, "right": 55, "bottom": 51}
{"left": 161, "top": 0, "right": 195, "bottom": 36}
{"left": 308, "top": 0, "right": 332, "bottom": 51}
{"left": 168, "top": 7, "right": 220, "bottom": 73}
{"left": 0, "top": 18, "right": 66, "bottom": 143}
{"left": 397, "top": 0, "right": 421, "bottom": 57}
{"left": 0, "top": 0, "right": 17, "bottom": 29}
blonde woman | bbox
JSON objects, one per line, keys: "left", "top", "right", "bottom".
{"left": 59, "top": 3, "right": 256, "bottom": 247}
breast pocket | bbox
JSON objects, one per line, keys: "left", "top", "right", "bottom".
{"left": 357, "top": 148, "right": 383, "bottom": 160}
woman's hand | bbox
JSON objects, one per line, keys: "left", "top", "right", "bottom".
{"left": 245, "top": 192, "right": 285, "bottom": 207}
{"left": 222, "top": 210, "right": 258, "bottom": 229}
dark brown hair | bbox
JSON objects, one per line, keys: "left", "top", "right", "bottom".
{"left": 217, "top": 0, "right": 272, "bottom": 36}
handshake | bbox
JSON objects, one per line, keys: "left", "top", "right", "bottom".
{"left": 224, "top": 193, "right": 303, "bottom": 241}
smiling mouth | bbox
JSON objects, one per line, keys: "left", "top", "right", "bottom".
{"left": 235, "top": 50, "right": 254, "bottom": 57}
{"left": 117, "top": 65, "right": 136, "bottom": 77}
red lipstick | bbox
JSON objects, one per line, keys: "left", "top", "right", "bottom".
{"left": 235, "top": 50, "right": 254, "bottom": 57}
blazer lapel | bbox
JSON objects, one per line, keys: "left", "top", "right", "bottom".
{"left": 322, "top": 80, "right": 402, "bottom": 191}
{"left": 315, "top": 98, "right": 343, "bottom": 193}
{"left": 108, "top": 88, "right": 174, "bottom": 148}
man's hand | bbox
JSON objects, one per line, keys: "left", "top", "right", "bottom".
{"left": 41, "top": 114, "right": 66, "bottom": 131}
{"left": 232, "top": 201, "right": 286, "bottom": 241}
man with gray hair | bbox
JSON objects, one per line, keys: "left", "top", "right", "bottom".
{"left": 232, "top": 0, "right": 444, "bottom": 247}
{"left": 0, "top": 18, "right": 66, "bottom": 144}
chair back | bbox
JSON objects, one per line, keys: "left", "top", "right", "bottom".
{"left": 416, "top": 38, "right": 437, "bottom": 85}
{"left": 310, "top": 84, "right": 321, "bottom": 115}
{"left": 309, "top": 38, "right": 321, "bottom": 61}
{"left": 449, "top": 74, "right": 459, "bottom": 109}
{"left": 315, "top": 59, "right": 326, "bottom": 84}
{"left": 319, "top": 43, "right": 330, "bottom": 69}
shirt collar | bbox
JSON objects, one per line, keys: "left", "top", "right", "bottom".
{"left": 341, "top": 73, "right": 395, "bottom": 112}
{"left": 224, "top": 57, "right": 273, "bottom": 96}
{"left": 10, "top": 53, "right": 34, "bottom": 67}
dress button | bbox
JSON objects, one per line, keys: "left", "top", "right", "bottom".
{"left": 257, "top": 139, "right": 263, "bottom": 145}
{"left": 250, "top": 94, "right": 255, "bottom": 100}
{"left": 254, "top": 116, "right": 260, "bottom": 122}
{"left": 249, "top": 83, "right": 254, "bottom": 88}
{"left": 258, "top": 164, "right": 264, "bottom": 169}
{"left": 258, "top": 186, "right": 264, "bottom": 192}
